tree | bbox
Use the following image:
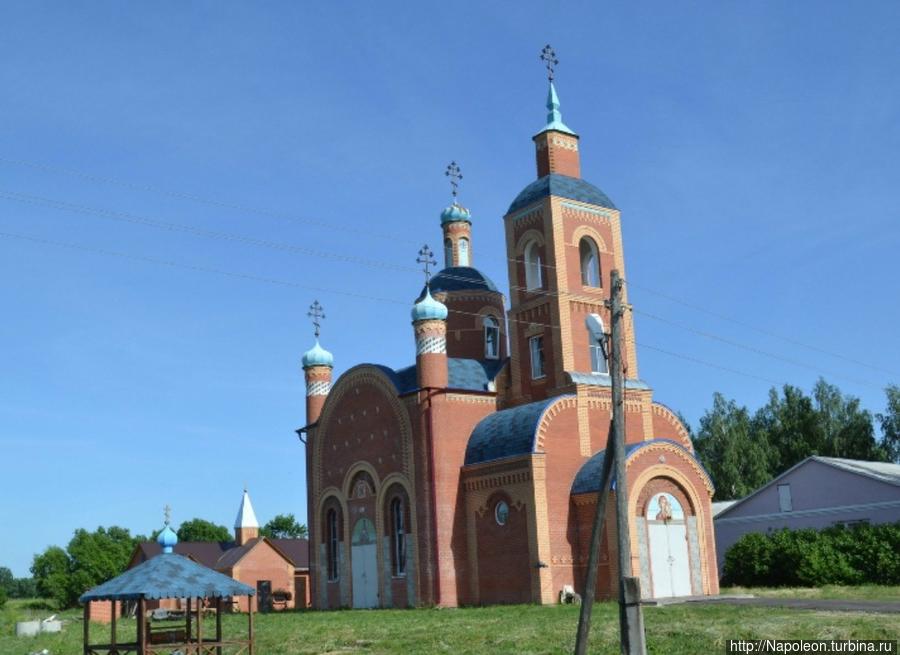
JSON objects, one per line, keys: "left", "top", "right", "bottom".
{"left": 31, "top": 546, "right": 70, "bottom": 608}
{"left": 693, "top": 393, "right": 773, "bottom": 500}
{"left": 261, "top": 514, "right": 308, "bottom": 539}
{"left": 0, "top": 566, "right": 13, "bottom": 594}
{"left": 877, "top": 385, "right": 900, "bottom": 463}
{"left": 65, "top": 526, "right": 137, "bottom": 607}
{"left": 176, "top": 518, "right": 232, "bottom": 543}
{"left": 0, "top": 584, "right": 6, "bottom": 609}
{"left": 810, "top": 379, "right": 883, "bottom": 462}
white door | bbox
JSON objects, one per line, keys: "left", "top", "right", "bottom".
{"left": 351, "top": 518, "right": 379, "bottom": 608}
{"left": 647, "top": 493, "right": 693, "bottom": 598}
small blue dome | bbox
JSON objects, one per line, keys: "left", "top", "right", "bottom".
{"left": 157, "top": 525, "right": 178, "bottom": 554}
{"left": 440, "top": 202, "right": 472, "bottom": 225}
{"left": 411, "top": 287, "right": 448, "bottom": 322}
{"left": 302, "top": 340, "right": 334, "bottom": 368}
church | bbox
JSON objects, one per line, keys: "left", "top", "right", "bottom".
{"left": 299, "top": 62, "right": 719, "bottom": 609}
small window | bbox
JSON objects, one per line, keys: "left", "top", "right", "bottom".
{"left": 390, "top": 497, "right": 406, "bottom": 576}
{"left": 484, "top": 316, "right": 500, "bottom": 359}
{"left": 777, "top": 484, "right": 792, "bottom": 512}
{"left": 529, "top": 335, "right": 545, "bottom": 379}
{"left": 585, "top": 314, "right": 608, "bottom": 374}
{"left": 524, "top": 241, "right": 543, "bottom": 290}
{"left": 444, "top": 238, "right": 453, "bottom": 268}
{"left": 495, "top": 500, "right": 509, "bottom": 526}
{"left": 458, "top": 237, "right": 470, "bottom": 266}
{"left": 579, "top": 237, "right": 601, "bottom": 287}
{"left": 326, "top": 508, "right": 339, "bottom": 581}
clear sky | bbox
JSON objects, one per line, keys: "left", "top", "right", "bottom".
{"left": 1, "top": 2, "right": 898, "bottom": 577}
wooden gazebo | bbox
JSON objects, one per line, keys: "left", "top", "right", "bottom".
{"left": 79, "top": 524, "right": 256, "bottom": 655}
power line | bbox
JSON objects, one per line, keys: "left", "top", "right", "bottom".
{"left": 0, "top": 158, "right": 895, "bottom": 382}
{"left": 0, "top": 186, "right": 894, "bottom": 389}
{"left": 627, "top": 280, "right": 898, "bottom": 378}
{"left": 0, "top": 229, "right": 878, "bottom": 392}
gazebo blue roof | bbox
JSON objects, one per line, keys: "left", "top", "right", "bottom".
{"left": 79, "top": 552, "right": 256, "bottom": 602}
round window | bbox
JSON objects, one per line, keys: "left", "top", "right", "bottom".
{"left": 494, "top": 500, "right": 509, "bottom": 526}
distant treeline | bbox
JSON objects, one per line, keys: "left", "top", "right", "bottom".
{"left": 686, "top": 380, "right": 899, "bottom": 501}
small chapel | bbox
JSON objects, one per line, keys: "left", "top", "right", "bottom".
{"left": 300, "top": 59, "right": 719, "bottom": 609}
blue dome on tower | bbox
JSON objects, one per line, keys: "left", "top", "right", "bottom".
{"left": 440, "top": 202, "right": 472, "bottom": 225}
{"left": 157, "top": 524, "right": 178, "bottom": 554}
{"left": 302, "top": 340, "right": 334, "bottom": 368}
{"left": 411, "top": 287, "right": 448, "bottom": 322}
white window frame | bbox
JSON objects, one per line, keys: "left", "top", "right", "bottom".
{"left": 585, "top": 314, "right": 609, "bottom": 374}
{"left": 483, "top": 316, "right": 500, "bottom": 360}
{"left": 327, "top": 508, "right": 339, "bottom": 581}
{"left": 579, "top": 237, "right": 601, "bottom": 287}
{"left": 529, "top": 335, "right": 545, "bottom": 379}
{"left": 444, "top": 238, "right": 453, "bottom": 268}
{"left": 524, "top": 241, "right": 543, "bottom": 290}
{"left": 391, "top": 497, "right": 406, "bottom": 577}
{"left": 458, "top": 237, "right": 470, "bottom": 266}
{"left": 777, "top": 484, "right": 793, "bottom": 512}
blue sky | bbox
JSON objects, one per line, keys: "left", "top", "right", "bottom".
{"left": 1, "top": 2, "right": 898, "bottom": 577}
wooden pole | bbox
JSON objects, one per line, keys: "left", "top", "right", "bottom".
{"left": 248, "top": 596, "right": 255, "bottom": 655}
{"left": 186, "top": 597, "right": 192, "bottom": 644}
{"left": 610, "top": 269, "right": 647, "bottom": 655}
{"left": 83, "top": 603, "right": 90, "bottom": 655}
{"left": 110, "top": 600, "right": 117, "bottom": 651}
{"left": 138, "top": 598, "right": 146, "bottom": 655}
{"left": 197, "top": 597, "right": 203, "bottom": 649}
{"left": 573, "top": 425, "right": 616, "bottom": 655}
{"left": 216, "top": 597, "right": 223, "bottom": 655}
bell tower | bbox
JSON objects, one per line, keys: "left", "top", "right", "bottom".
{"left": 503, "top": 47, "right": 639, "bottom": 404}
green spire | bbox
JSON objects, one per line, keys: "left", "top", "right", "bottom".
{"left": 542, "top": 82, "right": 576, "bottom": 135}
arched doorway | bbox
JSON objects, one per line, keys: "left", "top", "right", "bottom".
{"left": 351, "top": 517, "right": 378, "bottom": 608}
{"left": 646, "top": 493, "right": 692, "bottom": 598}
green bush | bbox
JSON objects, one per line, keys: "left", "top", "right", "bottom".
{"left": 0, "top": 585, "right": 7, "bottom": 609}
{"left": 723, "top": 521, "right": 900, "bottom": 587}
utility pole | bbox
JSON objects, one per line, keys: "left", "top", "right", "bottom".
{"left": 610, "top": 269, "right": 647, "bottom": 655}
{"left": 574, "top": 269, "right": 647, "bottom": 655}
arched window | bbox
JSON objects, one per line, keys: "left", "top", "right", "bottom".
{"left": 444, "top": 238, "right": 453, "bottom": 268}
{"left": 579, "top": 237, "right": 601, "bottom": 287}
{"left": 390, "top": 497, "right": 406, "bottom": 576}
{"left": 524, "top": 241, "right": 543, "bottom": 290}
{"left": 458, "top": 237, "right": 470, "bottom": 266}
{"left": 326, "top": 508, "right": 340, "bottom": 581}
{"left": 483, "top": 315, "right": 500, "bottom": 359}
{"left": 586, "top": 314, "right": 608, "bottom": 374}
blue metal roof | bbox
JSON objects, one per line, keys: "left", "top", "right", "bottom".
{"left": 571, "top": 439, "right": 713, "bottom": 495}
{"left": 507, "top": 174, "right": 616, "bottom": 215}
{"left": 464, "top": 396, "right": 566, "bottom": 465}
{"left": 79, "top": 553, "right": 256, "bottom": 602}
{"left": 418, "top": 267, "right": 499, "bottom": 299}
{"left": 369, "top": 358, "right": 507, "bottom": 395}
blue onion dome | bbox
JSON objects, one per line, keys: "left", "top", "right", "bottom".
{"left": 302, "top": 340, "right": 334, "bottom": 368}
{"left": 411, "top": 287, "right": 448, "bottom": 322}
{"left": 157, "top": 524, "right": 178, "bottom": 554}
{"left": 440, "top": 202, "right": 472, "bottom": 225}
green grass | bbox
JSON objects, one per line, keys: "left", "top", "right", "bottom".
{"left": 721, "top": 585, "right": 900, "bottom": 601}
{"left": 2, "top": 595, "right": 899, "bottom": 654}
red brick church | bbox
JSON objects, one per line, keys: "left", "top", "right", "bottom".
{"left": 300, "top": 68, "right": 719, "bottom": 608}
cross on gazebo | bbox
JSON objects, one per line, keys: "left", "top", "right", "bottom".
{"left": 417, "top": 245, "right": 437, "bottom": 284}
{"left": 540, "top": 44, "right": 559, "bottom": 81}
{"left": 445, "top": 161, "right": 462, "bottom": 201}
{"left": 163, "top": 504, "right": 172, "bottom": 526}
{"left": 308, "top": 300, "right": 325, "bottom": 339}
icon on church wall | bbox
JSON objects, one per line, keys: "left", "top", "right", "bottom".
{"left": 495, "top": 500, "right": 509, "bottom": 526}
{"left": 352, "top": 517, "right": 375, "bottom": 546}
{"left": 647, "top": 493, "right": 683, "bottom": 522}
